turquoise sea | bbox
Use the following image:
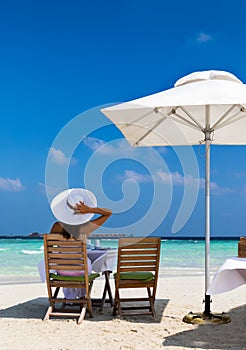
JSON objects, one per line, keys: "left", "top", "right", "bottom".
{"left": 0, "top": 237, "right": 239, "bottom": 283}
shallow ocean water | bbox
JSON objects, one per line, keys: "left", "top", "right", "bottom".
{"left": 0, "top": 237, "right": 239, "bottom": 281}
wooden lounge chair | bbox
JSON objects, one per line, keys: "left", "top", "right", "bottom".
{"left": 113, "top": 237, "right": 161, "bottom": 318}
{"left": 43, "top": 233, "right": 100, "bottom": 324}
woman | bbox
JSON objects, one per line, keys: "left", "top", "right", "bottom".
{"left": 50, "top": 201, "right": 112, "bottom": 239}
{"left": 49, "top": 188, "right": 112, "bottom": 299}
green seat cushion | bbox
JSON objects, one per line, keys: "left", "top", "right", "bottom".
{"left": 50, "top": 272, "right": 100, "bottom": 282}
{"left": 114, "top": 271, "right": 154, "bottom": 282}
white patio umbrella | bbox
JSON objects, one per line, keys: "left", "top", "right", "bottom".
{"left": 101, "top": 70, "right": 246, "bottom": 322}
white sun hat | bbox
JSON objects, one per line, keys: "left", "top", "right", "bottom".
{"left": 50, "top": 188, "right": 97, "bottom": 225}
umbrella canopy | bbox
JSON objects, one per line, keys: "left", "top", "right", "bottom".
{"left": 101, "top": 70, "right": 246, "bottom": 147}
{"left": 101, "top": 70, "right": 246, "bottom": 315}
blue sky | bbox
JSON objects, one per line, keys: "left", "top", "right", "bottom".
{"left": 0, "top": 0, "right": 246, "bottom": 237}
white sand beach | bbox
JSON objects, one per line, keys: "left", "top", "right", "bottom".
{"left": 0, "top": 270, "right": 245, "bottom": 350}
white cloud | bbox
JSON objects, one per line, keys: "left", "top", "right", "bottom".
{"left": 82, "top": 136, "right": 134, "bottom": 155}
{"left": 123, "top": 170, "right": 152, "bottom": 183}
{"left": 0, "top": 177, "right": 24, "bottom": 192}
{"left": 82, "top": 136, "right": 167, "bottom": 160}
{"left": 159, "top": 171, "right": 184, "bottom": 185}
{"left": 38, "top": 182, "right": 59, "bottom": 196}
{"left": 200, "top": 179, "right": 234, "bottom": 195}
{"left": 49, "top": 147, "right": 77, "bottom": 165}
{"left": 120, "top": 169, "right": 187, "bottom": 185}
{"left": 195, "top": 32, "right": 212, "bottom": 43}
{"left": 82, "top": 137, "right": 106, "bottom": 151}
{"left": 232, "top": 171, "right": 246, "bottom": 179}
{"left": 210, "top": 182, "right": 234, "bottom": 195}
{"left": 157, "top": 170, "right": 196, "bottom": 186}
{"left": 83, "top": 136, "right": 233, "bottom": 194}
{"left": 120, "top": 169, "right": 234, "bottom": 194}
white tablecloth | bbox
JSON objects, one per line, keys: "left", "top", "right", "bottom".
{"left": 207, "top": 257, "right": 246, "bottom": 295}
{"left": 38, "top": 249, "right": 117, "bottom": 282}
{"left": 91, "top": 250, "right": 117, "bottom": 273}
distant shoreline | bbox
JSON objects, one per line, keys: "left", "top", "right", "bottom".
{"left": 0, "top": 235, "right": 242, "bottom": 240}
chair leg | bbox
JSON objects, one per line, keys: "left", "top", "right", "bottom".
{"left": 147, "top": 287, "right": 152, "bottom": 312}
{"left": 105, "top": 271, "right": 114, "bottom": 306}
{"left": 43, "top": 305, "right": 53, "bottom": 321}
{"left": 86, "top": 282, "right": 95, "bottom": 317}
{"left": 112, "top": 300, "right": 117, "bottom": 316}
{"left": 113, "top": 289, "right": 122, "bottom": 318}
{"left": 100, "top": 271, "right": 114, "bottom": 311}
{"left": 100, "top": 281, "right": 108, "bottom": 312}
{"left": 117, "top": 300, "right": 122, "bottom": 318}
{"left": 147, "top": 287, "right": 156, "bottom": 317}
{"left": 78, "top": 305, "right": 87, "bottom": 324}
{"left": 112, "top": 289, "right": 119, "bottom": 316}
{"left": 44, "top": 286, "right": 59, "bottom": 321}
{"left": 86, "top": 298, "right": 93, "bottom": 318}
{"left": 149, "top": 297, "right": 155, "bottom": 317}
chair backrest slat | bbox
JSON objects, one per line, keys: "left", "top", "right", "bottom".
{"left": 120, "top": 243, "right": 159, "bottom": 249}
{"left": 116, "top": 237, "right": 161, "bottom": 276}
{"left": 48, "top": 258, "right": 85, "bottom": 265}
{"left": 44, "top": 233, "right": 89, "bottom": 289}
{"left": 47, "top": 247, "right": 85, "bottom": 253}
{"left": 54, "top": 265, "right": 86, "bottom": 271}
{"left": 120, "top": 255, "right": 157, "bottom": 261}
{"left": 120, "top": 261, "right": 157, "bottom": 268}
{"left": 47, "top": 240, "right": 82, "bottom": 247}
{"left": 48, "top": 253, "right": 83, "bottom": 259}
{"left": 119, "top": 266, "right": 157, "bottom": 272}
{"left": 120, "top": 249, "right": 158, "bottom": 256}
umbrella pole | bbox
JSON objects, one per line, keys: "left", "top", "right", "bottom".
{"left": 204, "top": 136, "right": 211, "bottom": 315}
{"left": 183, "top": 130, "right": 230, "bottom": 324}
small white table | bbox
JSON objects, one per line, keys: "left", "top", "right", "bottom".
{"left": 91, "top": 249, "right": 117, "bottom": 273}
{"left": 207, "top": 257, "right": 246, "bottom": 295}
{"left": 90, "top": 250, "right": 118, "bottom": 310}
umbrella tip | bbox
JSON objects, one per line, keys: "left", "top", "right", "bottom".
{"left": 175, "top": 70, "right": 242, "bottom": 87}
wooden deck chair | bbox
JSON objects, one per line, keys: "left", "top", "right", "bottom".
{"left": 43, "top": 233, "right": 100, "bottom": 324}
{"left": 113, "top": 237, "right": 161, "bottom": 318}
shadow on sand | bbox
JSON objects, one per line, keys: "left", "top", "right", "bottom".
{"left": 163, "top": 304, "right": 246, "bottom": 349}
{"left": 0, "top": 297, "right": 169, "bottom": 324}
{"left": 0, "top": 298, "right": 48, "bottom": 320}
